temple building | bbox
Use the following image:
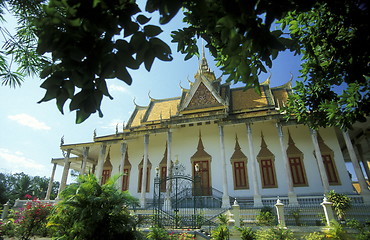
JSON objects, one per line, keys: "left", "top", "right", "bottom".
{"left": 46, "top": 55, "right": 370, "bottom": 208}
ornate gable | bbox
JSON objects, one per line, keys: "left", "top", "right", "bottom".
{"left": 187, "top": 82, "right": 222, "bottom": 109}
{"left": 179, "top": 57, "right": 228, "bottom": 114}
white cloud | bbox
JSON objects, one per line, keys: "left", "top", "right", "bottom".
{"left": 8, "top": 113, "right": 51, "bottom": 130}
{"left": 0, "top": 148, "right": 46, "bottom": 175}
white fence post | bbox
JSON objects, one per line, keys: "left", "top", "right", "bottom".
{"left": 275, "top": 198, "right": 286, "bottom": 227}
{"left": 321, "top": 197, "right": 335, "bottom": 226}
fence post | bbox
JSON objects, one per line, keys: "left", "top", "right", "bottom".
{"left": 230, "top": 199, "right": 241, "bottom": 227}
{"left": 1, "top": 201, "right": 10, "bottom": 220}
{"left": 275, "top": 198, "right": 286, "bottom": 227}
{"left": 321, "top": 197, "right": 335, "bottom": 226}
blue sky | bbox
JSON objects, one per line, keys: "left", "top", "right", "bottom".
{"left": 0, "top": 8, "right": 303, "bottom": 182}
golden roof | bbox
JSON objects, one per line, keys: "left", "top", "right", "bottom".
{"left": 144, "top": 98, "right": 180, "bottom": 122}
{"left": 231, "top": 87, "right": 269, "bottom": 112}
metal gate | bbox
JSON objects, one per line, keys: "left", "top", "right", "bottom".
{"left": 153, "top": 162, "right": 203, "bottom": 228}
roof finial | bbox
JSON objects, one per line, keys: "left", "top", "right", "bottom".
{"left": 199, "top": 41, "right": 210, "bottom": 73}
{"left": 202, "top": 39, "right": 206, "bottom": 59}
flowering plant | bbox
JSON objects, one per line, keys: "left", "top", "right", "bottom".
{"left": 13, "top": 198, "right": 53, "bottom": 239}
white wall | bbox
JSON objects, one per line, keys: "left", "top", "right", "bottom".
{"left": 105, "top": 120, "right": 354, "bottom": 200}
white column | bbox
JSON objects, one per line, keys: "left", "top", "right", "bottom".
{"left": 80, "top": 146, "right": 89, "bottom": 175}
{"left": 246, "top": 123, "right": 262, "bottom": 207}
{"left": 275, "top": 199, "right": 286, "bottom": 227}
{"left": 310, "top": 129, "right": 330, "bottom": 193}
{"left": 164, "top": 130, "right": 172, "bottom": 210}
{"left": 354, "top": 144, "right": 370, "bottom": 180}
{"left": 45, "top": 163, "right": 57, "bottom": 200}
{"left": 118, "top": 142, "right": 127, "bottom": 191}
{"left": 96, "top": 144, "right": 107, "bottom": 185}
{"left": 140, "top": 134, "right": 149, "bottom": 208}
{"left": 57, "top": 149, "right": 71, "bottom": 198}
{"left": 276, "top": 123, "right": 298, "bottom": 206}
{"left": 219, "top": 125, "right": 231, "bottom": 208}
{"left": 321, "top": 197, "right": 335, "bottom": 227}
{"left": 342, "top": 130, "right": 370, "bottom": 203}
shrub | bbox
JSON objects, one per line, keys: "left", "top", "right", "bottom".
{"left": 1, "top": 199, "right": 53, "bottom": 240}
{"left": 327, "top": 190, "right": 351, "bottom": 221}
{"left": 235, "top": 226, "right": 256, "bottom": 240}
{"left": 303, "top": 232, "right": 326, "bottom": 240}
{"left": 346, "top": 219, "right": 370, "bottom": 240}
{"left": 255, "top": 226, "right": 295, "bottom": 240}
{"left": 256, "top": 207, "right": 275, "bottom": 226}
{"left": 324, "top": 220, "right": 348, "bottom": 240}
{"left": 211, "top": 224, "right": 229, "bottom": 240}
{"left": 47, "top": 174, "right": 143, "bottom": 240}
{"left": 147, "top": 226, "right": 170, "bottom": 240}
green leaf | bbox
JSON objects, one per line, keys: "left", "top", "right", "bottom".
{"left": 124, "top": 21, "right": 139, "bottom": 38}
{"left": 144, "top": 25, "right": 163, "bottom": 37}
{"left": 115, "top": 65, "right": 132, "bottom": 85}
{"left": 144, "top": 48, "right": 155, "bottom": 71}
{"left": 38, "top": 85, "right": 59, "bottom": 103}
{"left": 137, "top": 15, "right": 151, "bottom": 25}
{"left": 56, "top": 89, "right": 69, "bottom": 114}
{"left": 76, "top": 110, "right": 91, "bottom": 124}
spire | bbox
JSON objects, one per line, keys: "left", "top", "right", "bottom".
{"left": 260, "top": 132, "right": 267, "bottom": 148}
{"left": 197, "top": 130, "right": 205, "bottom": 150}
{"left": 231, "top": 134, "right": 247, "bottom": 160}
{"left": 288, "top": 130, "right": 294, "bottom": 146}
{"left": 234, "top": 134, "right": 241, "bottom": 150}
{"left": 198, "top": 42, "right": 210, "bottom": 74}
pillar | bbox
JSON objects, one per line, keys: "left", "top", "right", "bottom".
{"left": 80, "top": 146, "right": 89, "bottom": 175}
{"left": 1, "top": 201, "right": 10, "bottom": 220}
{"left": 164, "top": 130, "right": 172, "bottom": 210}
{"left": 96, "top": 144, "right": 107, "bottom": 185}
{"left": 57, "top": 149, "right": 71, "bottom": 198}
{"left": 219, "top": 125, "right": 231, "bottom": 208}
{"left": 310, "top": 129, "right": 330, "bottom": 193}
{"left": 246, "top": 123, "right": 262, "bottom": 207}
{"left": 45, "top": 163, "right": 57, "bottom": 200}
{"left": 277, "top": 123, "right": 298, "bottom": 206}
{"left": 321, "top": 197, "right": 335, "bottom": 226}
{"left": 140, "top": 134, "right": 149, "bottom": 208}
{"left": 342, "top": 130, "right": 370, "bottom": 203}
{"left": 118, "top": 142, "right": 127, "bottom": 191}
{"left": 354, "top": 144, "right": 370, "bottom": 182}
{"left": 231, "top": 199, "right": 241, "bottom": 227}
{"left": 275, "top": 198, "right": 286, "bottom": 227}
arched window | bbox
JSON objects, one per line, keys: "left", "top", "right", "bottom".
{"left": 286, "top": 132, "right": 307, "bottom": 186}
{"left": 101, "top": 148, "right": 112, "bottom": 185}
{"left": 230, "top": 136, "right": 249, "bottom": 190}
{"left": 257, "top": 134, "right": 277, "bottom": 188}
{"left": 191, "top": 132, "right": 212, "bottom": 196}
{"left": 121, "top": 147, "right": 131, "bottom": 191}
{"left": 318, "top": 132, "right": 340, "bottom": 185}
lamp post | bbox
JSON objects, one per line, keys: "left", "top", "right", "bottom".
{"left": 154, "top": 166, "right": 160, "bottom": 225}
{"left": 193, "top": 163, "right": 201, "bottom": 228}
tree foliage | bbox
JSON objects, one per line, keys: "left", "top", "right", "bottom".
{"left": 0, "top": 0, "right": 50, "bottom": 87}
{"left": 1, "top": 0, "right": 369, "bottom": 129}
{"left": 0, "top": 172, "right": 59, "bottom": 204}
{"left": 281, "top": 1, "right": 369, "bottom": 129}
{"left": 48, "top": 174, "right": 142, "bottom": 240}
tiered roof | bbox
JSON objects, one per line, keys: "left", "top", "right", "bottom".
{"left": 125, "top": 56, "right": 292, "bottom": 130}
